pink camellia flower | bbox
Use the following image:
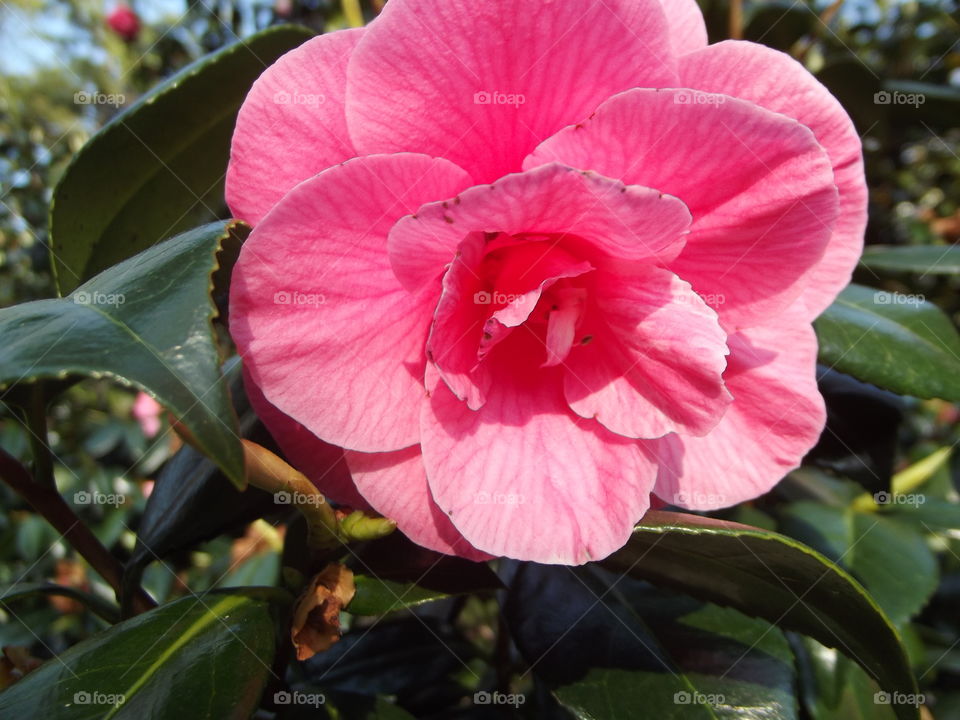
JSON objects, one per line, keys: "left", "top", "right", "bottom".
{"left": 133, "top": 391, "right": 162, "bottom": 439}
{"left": 227, "top": 0, "right": 865, "bottom": 564}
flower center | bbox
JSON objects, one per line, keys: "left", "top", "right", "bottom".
{"left": 471, "top": 233, "right": 593, "bottom": 368}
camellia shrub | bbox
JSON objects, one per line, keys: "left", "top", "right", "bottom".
{"left": 1, "top": 0, "right": 959, "bottom": 718}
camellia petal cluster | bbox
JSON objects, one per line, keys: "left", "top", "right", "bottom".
{"left": 227, "top": 0, "right": 866, "bottom": 564}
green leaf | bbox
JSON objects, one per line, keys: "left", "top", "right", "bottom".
{"left": 299, "top": 618, "right": 476, "bottom": 698}
{"left": 0, "top": 582, "right": 119, "bottom": 623}
{"left": 347, "top": 534, "right": 503, "bottom": 597}
{"left": 794, "top": 638, "right": 901, "bottom": 720}
{"left": 599, "top": 511, "right": 920, "bottom": 720}
{"left": 860, "top": 245, "right": 960, "bottom": 275}
{"left": 0, "top": 221, "right": 247, "bottom": 488}
{"left": 127, "top": 358, "right": 271, "bottom": 576}
{"left": 347, "top": 576, "right": 449, "bottom": 616}
{"left": 814, "top": 283, "right": 960, "bottom": 401}
{"left": 879, "top": 498, "right": 960, "bottom": 532}
{"left": 0, "top": 590, "right": 284, "bottom": 719}
{"left": 780, "top": 502, "right": 938, "bottom": 625}
{"left": 49, "top": 25, "right": 314, "bottom": 294}
{"left": 505, "top": 563, "right": 797, "bottom": 720}
{"left": 282, "top": 695, "right": 416, "bottom": 720}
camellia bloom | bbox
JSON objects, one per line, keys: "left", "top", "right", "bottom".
{"left": 227, "top": 0, "right": 865, "bottom": 563}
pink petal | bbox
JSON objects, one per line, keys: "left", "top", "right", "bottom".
{"left": 229, "top": 153, "right": 471, "bottom": 453}
{"left": 345, "top": 446, "right": 491, "bottom": 561}
{"left": 564, "top": 264, "right": 731, "bottom": 439}
{"left": 244, "top": 369, "right": 370, "bottom": 510}
{"left": 660, "top": 0, "right": 708, "bottom": 56}
{"left": 525, "top": 88, "right": 839, "bottom": 330}
{"left": 132, "top": 392, "right": 162, "bottom": 438}
{"left": 420, "top": 347, "right": 656, "bottom": 564}
{"left": 427, "top": 232, "right": 593, "bottom": 409}
{"left": 424, "top": 232, "right": 493, "bottom": 409}
{"left": 542, "top": 286, "right": 587, "bottom": 367}
{"left": 651, "top": 305, "right": 826, "bottom": 509}
{"left": 679, "top": 40, "right": 867, "bottom": 319}
{"left": 389, "top": 163, "right": 691, "bottom": 292}
{"left": 345, "top": 0, "right": 678, "bottom": 184}
{"left": 226, "top": 29, "right": 363, "bottom": 226}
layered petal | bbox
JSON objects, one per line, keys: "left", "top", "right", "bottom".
{"left": 345, "top": 0, "right": 678, "bottom": 183}
{"left": 345, "top": 446, "right": 490, "bottom": 561}
{"left": 525, "top": 88, "right": 839, "bottom": 330}
{"left": 564, "top": 265, "right": 731, "bottom": 439}
{"left": 427, "top": 232, "right": 593, "bottom": 408}
{"left": 226, "top": 29, "right": 363, "bottom": 225}
{"left": 244, "top": 369, "right": 369, "bottom": 510}
{"left": 651, "top": 306, "right": 826, "bottom": 509}
{"left": 659, "top": 0, "right": 708, "bottom": 56}
{"left": 230, "top": 153, "right": 472, "bottom": 453}
{"left": 389, "top": 163, "right": 691, "bottom": 292}
{"left": 679, "top": 40, "right": 866, "bottom": 319}
{"left": 420, "top": 346, "right": 657, "bottom": 564}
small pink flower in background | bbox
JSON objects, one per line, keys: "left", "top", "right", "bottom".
{"left": 227, "top": 0, "right": 866, "bottom": 564}
{"left": 133, "top": 391, "right": 162, "bottom": 438}
{"left": 106, "top": 4, "right": 140, "bottom": 43}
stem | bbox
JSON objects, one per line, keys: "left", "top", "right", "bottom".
{"left": 0, "top": 447, "right": 156, "bottom": 616}
{"left": 25, "top": 384, "right": 55, "bottom": 489}
{"left": 242, "top": 440, "right": 341, "bottom": 549}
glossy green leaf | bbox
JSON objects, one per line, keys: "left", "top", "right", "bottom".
{"left": 0, "top": 221, "right": 247, "bottom": 488}
{"left": 0, "top": 589, "right": 284, "bottom": 719}
{"left": 300, "top": 618, "right": 475, "bottom": 697}
{"left": 347, "top": 534, "right": 503, "bottom": 597}
{"left": 600, "top": 511, "right": 919, "bottom": 720}
{"left": 780, "top": 502, "right": 938, "bottom": 625}
{"left": 0, "top": 582, "right": 119, "bottom": 624}
{"left": 794, "top": 637, "right": 902, "bottom": 720}
{"left": 506, "top": 563, "right": 797, "bottom": 720}
{"left": 879, "top": 498, "right": 960, "bottom": 532}
{"left": 347, "top": 576, "right": 449, "bottom": 616}
{"left": 49, "top": 25, "right": 314, "bottom": 294}
{"left": 814, "top": 283, "right": 960, "bottom": 401}
{"left": 860, "top": 245, "right": 960, "bottom": 275}
{"left": 127, "top": 358, "right": 271, "bottom": 577}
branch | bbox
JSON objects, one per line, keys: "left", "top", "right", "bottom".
{"left": 0, "top": 447, "right": 155, "bottom": 616}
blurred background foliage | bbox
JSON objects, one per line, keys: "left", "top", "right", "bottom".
{"left": 0, "top": 0, "right": 959, "bottom": 718}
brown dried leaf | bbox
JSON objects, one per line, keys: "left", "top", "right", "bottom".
{"left": 291, "top": 564, "right": 355, "bottom": 661}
